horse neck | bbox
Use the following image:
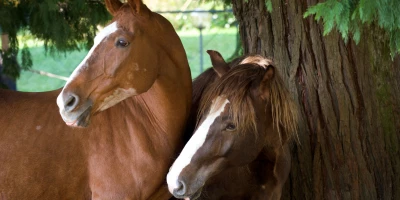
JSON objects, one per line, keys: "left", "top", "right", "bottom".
{"left": 150, "top": 15, "right": 192, "bottom": 116}
{"left": 153, "top": 46, "right": 191, "bottom": 130}
{"left": 82, "top": 64, "right": 190, "bottom": 189}
{"left": 111, "top": 48, "right": 191, "bottom": 149}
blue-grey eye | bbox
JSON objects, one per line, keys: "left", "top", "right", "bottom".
{"left": 116, "top": 38, "right": 129, "bottom": 47}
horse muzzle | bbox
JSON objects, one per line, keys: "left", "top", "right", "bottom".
{"left": 167, "top": 175, "right": 204, "bottom": 200}
{"left": 57, "top": 92, "right": 93, "bottom": 127}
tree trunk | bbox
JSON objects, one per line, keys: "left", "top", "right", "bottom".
{"left": 232, "top": 0, "right": 400, "bottom": 199}
{"left": 1, "top": 34, "right": 9, "bottom": 51}
{"left": 0, "top": 33, "right": 17, "bottom": 90}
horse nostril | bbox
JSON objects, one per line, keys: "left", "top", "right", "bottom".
{"left": 64, "top": 94, "right": 79, "bottom": 112}
{"left": 173, "top": 180, "right": 187, "bottom": 196}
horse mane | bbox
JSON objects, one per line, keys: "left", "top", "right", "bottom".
{"left": 198, "top": 60, "right": 299, "bottom": 145}
{"left": 192, "top": 68, "right": 218, "bottom": 106}
{"left": 268, "top": 63, "right": 299, "bottom": 144}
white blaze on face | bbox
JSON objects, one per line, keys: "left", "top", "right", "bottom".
{"left": 66, "top": 22, "right": 118, "bottom": 84}
{"left": 167, "top": 96, "right": 230, "bottom": 193}
{"left": 57, "top": 22, "right": 118, "bottom": 110}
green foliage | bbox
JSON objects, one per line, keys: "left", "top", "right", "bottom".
{"left": 303, "top": 0, "right": 359, "bottom": 43}
{"left": 0, "top": 82, "right": 8, "bottom": 89}
{"left": 155, "top": 0, "right": 235, "bottom": 31}
{"left": 0, "top": 1, "right": 24, "bottom": 51}
{"left": 0, "top": 0, "right": 110, "bottom": 79}
{"left": 25, "top": 0, "right": 110, "bottom": 52}
{"left": 304, "top": 0, "right": 400, "bottom": 57}
{"left": 265, "top": 0, "right": 272, "bottom": 12}
{"left": 21, "top": 45, "right": 32, "bottom": 70}
{"left": 1, "top": 49, "right": 21, "bottom": 78}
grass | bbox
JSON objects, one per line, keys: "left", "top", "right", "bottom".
{"left": 16, "top": 27, "right": 238, "bottom": 92}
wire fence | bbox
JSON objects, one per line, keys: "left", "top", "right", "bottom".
{"left": 156, "top": 9, "right": 238, "bottom": 77}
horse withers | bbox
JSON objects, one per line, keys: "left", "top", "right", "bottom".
{"left": 167, "top": 51, "right": 299, "bottom": 200}
{"left": 0, "top": 0, "right": 191, "bottom": 199}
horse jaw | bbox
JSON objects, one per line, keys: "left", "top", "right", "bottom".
{"left": 97, "top": 88, "right": 138, "bottom": 111}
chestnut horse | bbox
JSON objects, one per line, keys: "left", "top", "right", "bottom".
{"left": 167, "top": 51, "right": 298, "bottom": 200}
{"left": 0, "top": 0, "right": 191, "bottom": 199}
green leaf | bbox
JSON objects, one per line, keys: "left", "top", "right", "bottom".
{"left": 2, "top": 49, "right": 20, "bottom": 78}
{"left": 265, "top": 0, "right": 272, "bottom": 12}
{"left": 304, "top": 0, "right": 400, "bottom": 56}
{"left": 21, "top": 46, "right": 32, "bottom": 70}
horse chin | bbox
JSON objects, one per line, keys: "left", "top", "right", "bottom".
{"left": 64, "top": 106, "right": 92, "bottom": 128}
{"left": 75, "top": 107, "right": 92, "bottom": 127}
{"left": 188, "top": 189, "right": 202, "bottom": 200}
{"left": 174, "top": 185, "right": 203, "bottom": 200}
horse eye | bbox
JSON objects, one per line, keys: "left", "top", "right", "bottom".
{"left": 225, "top": 123, "right": 236, "bottom": 131}
{"left": 116, "top": 39, "right": 129, "bottom": 47}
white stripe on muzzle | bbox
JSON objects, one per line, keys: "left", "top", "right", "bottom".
{"left": 167, "top": 96, "right": 229, "bottom": 193}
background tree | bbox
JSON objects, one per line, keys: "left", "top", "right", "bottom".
{"left": 230, "top": 0, "right": 399, "bottom": 199}
{"left": 0, "top": 0, "right": 110, "bottom": 88}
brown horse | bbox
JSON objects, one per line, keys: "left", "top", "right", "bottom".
{"left": 167, "top": 51, "right": 298, "bottom": 200}
{"left": 0, "top": 0, "right": 191, "bottom": 199}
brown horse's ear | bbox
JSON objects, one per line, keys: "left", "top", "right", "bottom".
{"left": 127, "top": 0, "right": 144, "bottom": 14}
{"left": 207, "top": 50, "right": 229, "bottom": 77}
{"left": 259, "top": 65, "right": 275, "bottom": 100}
{"left": 105, "top": 0, "right": 123, "bottom": 16}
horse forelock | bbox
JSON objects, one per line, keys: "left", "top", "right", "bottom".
{"left": 199, "top": 64, "right": 262, "bottom": 136}
{"left": 239, "top": 55, "right": 273, "bottom": 68}
{"left": 199, "top": 62, "right": 299, "bottom": 144}
{"left": 236, "top": 55, "right": 299, "bottom": 144}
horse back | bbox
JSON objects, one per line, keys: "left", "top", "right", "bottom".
{"left": 0, "top": 89, "right": 91, "bottom": 199}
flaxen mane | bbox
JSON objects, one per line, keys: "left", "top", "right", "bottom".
{"left": 199, "top": 61, "right": 299, "bottom": 144}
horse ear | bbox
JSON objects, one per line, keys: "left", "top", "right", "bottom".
{"left": 127, "top": 0, "right": 144, "bottom": 14}
{"left": 207, "top": 50, "right": 229, "bottom": 77}
{"left": 259, "top": 65, "right": 275, "bottom": 101}
{"left": 105, "top": 0, "right": 123, "bottom": 16}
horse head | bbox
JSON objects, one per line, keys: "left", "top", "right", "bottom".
{"left": 56, "top": 0, "right": 188, "bottom": 127}
{"left": 167, "top": 51, "right": 298, "bottom": 199}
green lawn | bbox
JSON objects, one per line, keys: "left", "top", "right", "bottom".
{"left": 16, "top": 27, "right": 238, "bottom": 92}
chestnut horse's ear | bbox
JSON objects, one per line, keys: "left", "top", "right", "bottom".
{"left": 207, "top": 50, "right": 229, "bottom": 77}
{"left": 127, "top": 0, "right": 144, "bottom": 14}
{"left": 259, "top": 65, "right": 275, "bottom": 101}
{"left": 105, "top": 0, "right": 123, "bottom": 16}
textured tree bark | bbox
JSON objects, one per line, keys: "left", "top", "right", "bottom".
{"left": 232, "top": 0, "right": 400, "bottom": 199}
